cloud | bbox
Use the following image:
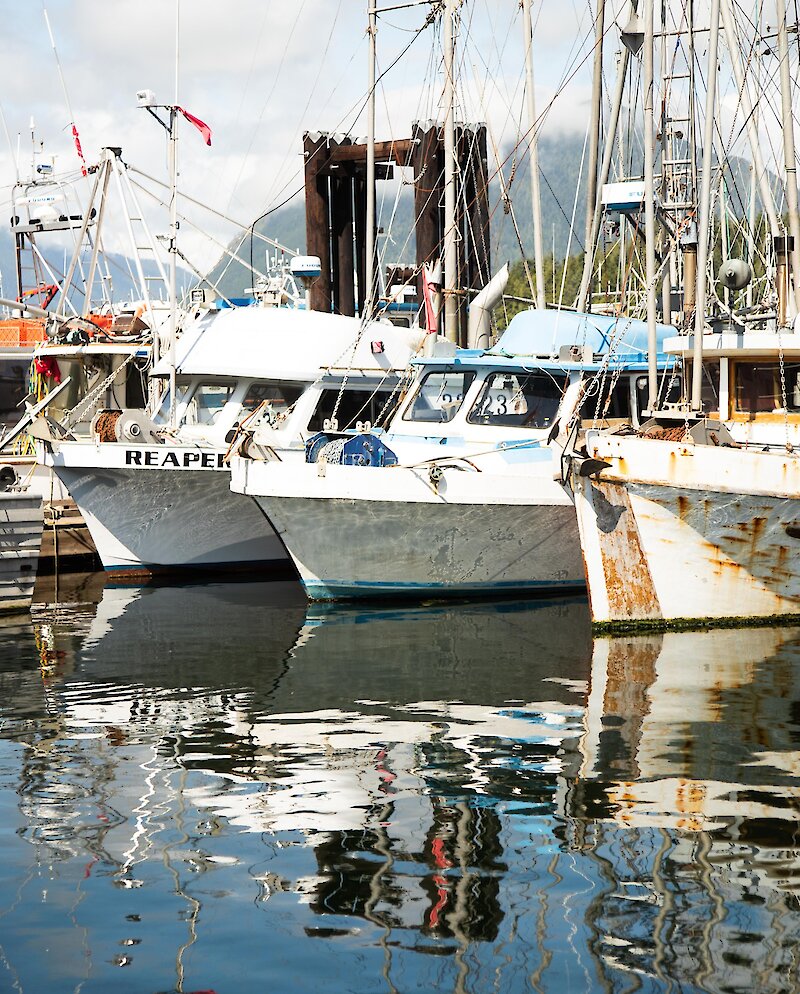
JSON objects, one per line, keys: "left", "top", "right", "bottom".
{"left": 0, "top": 0, "right": 607, "bottom": 276}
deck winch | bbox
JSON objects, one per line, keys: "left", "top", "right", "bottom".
{"left": 305, "top": 432, "right": 398, "bottom": 468}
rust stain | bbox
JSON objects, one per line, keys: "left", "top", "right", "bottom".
{"left": 677, "top": 494, "right": 691, "bottom": 521}
{"left": 591, "top": 480, "right": 661, "bottom": 621}
{"left": 749, "top": 516, "right": 767, "bottom": 562}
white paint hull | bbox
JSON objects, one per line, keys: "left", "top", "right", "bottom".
{"left": 573, "top": 433, "right": 800, "bottom": 625}
{"left": 44, "top": 442, "right": 286, "bottom": 574}
{"left": 233, "top": 457, "right": 585, "bottom": 600}
{"left": 0, "top": 492, "right": 43, "bottom": 612}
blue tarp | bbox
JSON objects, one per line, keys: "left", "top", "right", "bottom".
{"left": 491, "top": 309, "right": 675, "bottom": 361}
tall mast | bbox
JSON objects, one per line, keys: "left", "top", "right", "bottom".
{"left": 577, "top": 2, "right": 637, "bottom": 314}
{"left": 719, "top": 0, "right": 780, "bottom": 237}
{"left": 521, "top": 0, "right": 545, "bottom": 309}
{"left": 691, "top": 0, "right": 720, "bottom": 411}
{"left": 442, "top": 0, "right": 459, "bottom": 343}
{"left": 365, "top": 2, "right": 377, "bottom": 319}
{"left": 775, "top": 0, "right": 800, "bottom": 315}
{"left": 644, "top": 0, "right": 658, "bottom": 409}
{"left": 585, "top": 0, "right": 606, "bottom": 256}
{"left": 168, "top": 0, "right": 180, "bottom": 427}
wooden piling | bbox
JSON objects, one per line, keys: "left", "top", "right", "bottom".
{"left": 412, "top": 122, "right": 443, "bottom": 328}
{"left": 303, "top": 132, "right": 332, "bottom": 313}
{"left": 330, "top": 137, "right": 356, "bottom": 317}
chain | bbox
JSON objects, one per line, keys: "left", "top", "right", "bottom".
{"left": 777, "top": 321, "right": 791, "bottom": 451}
{"left": 64, "top": 351, "right": 138, "bottom": 429}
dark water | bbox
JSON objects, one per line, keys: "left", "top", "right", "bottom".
{"left": 1, "top": 578, "right": 799, "bottom": 993}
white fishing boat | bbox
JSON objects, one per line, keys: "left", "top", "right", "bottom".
{"left": 0, "top": 489, "right": 44, "bottom": 613}
{"left": 38, "top": 304, "right": 426, "bottom": 574}
{"left": 568, "top": 0, "right": 800, "bottom": 627}
{"left": 230, "top": 308, "right": 677, "bottom": 599}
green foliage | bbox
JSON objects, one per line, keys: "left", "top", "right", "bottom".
{"left": 495, "top": 254, "right": 587, "bottom": 330}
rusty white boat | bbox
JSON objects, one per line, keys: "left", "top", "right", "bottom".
{"left": 568, "top": 0, "right": 800, "bottom": 627}
{"left": 573, "top": 415, "right": 800, "bottom": 627}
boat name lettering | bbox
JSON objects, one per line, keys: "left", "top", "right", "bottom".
{"left": 124, "top": 450, "right": 225, "bottom": 469}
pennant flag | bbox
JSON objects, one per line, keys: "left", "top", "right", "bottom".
{"left": 422, "top": 264, "right": 439, "bottom": 333}
{"left": 177, "top": 107, "right": 212, "bottom": 146}
{"left": 71, "top": 123, "right": 87, "bottom": 176}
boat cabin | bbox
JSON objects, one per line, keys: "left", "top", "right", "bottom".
{"left": 382, "top": 309, "right": 678, "bottom": 457}
{"left": 147, "top": 305, "right": 425, "bottom": 447}
{"left": 666, "top": 329, "right": 800, "bottom": 448}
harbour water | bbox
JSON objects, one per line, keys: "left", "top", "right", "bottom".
{"left": 1, "top": 577, "right": 799, "bottom": 993}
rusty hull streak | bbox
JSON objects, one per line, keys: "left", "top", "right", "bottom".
{"left": 652, "top": 489, "right": 800, "bottom": 605}
{"left": 591, "top": 479, "right": 662, "bottom": 622}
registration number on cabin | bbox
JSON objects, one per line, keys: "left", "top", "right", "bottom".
{"left": 124, "top": 450, "right": 226, "bottom": 469}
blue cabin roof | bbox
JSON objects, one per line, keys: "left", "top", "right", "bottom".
{"left": 492, "top": 309, "right": 674, "bottom": 362}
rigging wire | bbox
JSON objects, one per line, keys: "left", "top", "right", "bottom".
{"left": 243, "top": 6, "right": 438, "bottom": 271}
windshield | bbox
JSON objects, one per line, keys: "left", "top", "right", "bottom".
{"left": 183, "top": 382, "right": 236, "bottom": 426}
{"left": 402, "top": 371, "right": 475, "bottom": 424}
{"left": 152, "top": 382, "right": 193, "bottom": 425}
{"left": 466, "top": 371, "right": 566, "bottom": 429}
{"left": 241, "top": 382, "right": 303, "bottom": 426}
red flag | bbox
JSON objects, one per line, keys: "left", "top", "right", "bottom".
{"left": 72, "top": 123, "right": 87, "bottom": 176}
{"left": 177, "top": 106, "right": 212, "bottom": 146}
{"left": 422, "top": 265, "right": 438, "bottom": 333}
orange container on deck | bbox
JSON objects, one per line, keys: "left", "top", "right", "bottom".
{"left": 0, "top": 319, "right": 47, "bottom": 348}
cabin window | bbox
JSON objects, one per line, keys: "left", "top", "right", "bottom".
{"left": 184, "top": 382, "right": 236, "bottom": 425}
{"left": 467, "top": 371, "right": 566, "bottom": 429}
{"left": 633, "top": 370, "right": 683, "bottom": 419}
{"left": 583, "top": 374, "right": 632, "bottom": 423}
{"left": 733, "top": 361, "right": 800, "bottom": 414}
{"left": 152, "top": 382, "right": 192, "bottom": 425}
{"left": 683, "top": 360, "right": 720, "bottom": 412}
{"left": 403, "top": 371, "right": 475, "bottom": 424}
{"left": 308, "top": 387, "right": 390, "bottom": 432}
{"left": 241, "top": 382, "right": 303, "bottom": 426}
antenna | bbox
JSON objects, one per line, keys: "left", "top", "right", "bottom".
{"left": 42, "top": 7, "right": 88, "bottom": 176}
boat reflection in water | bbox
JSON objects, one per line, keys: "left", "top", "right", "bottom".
{"left": 0, "top": 582, "right": 798, "bottom": 992}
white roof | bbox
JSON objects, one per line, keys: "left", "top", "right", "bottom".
{"left": 152, "top": 306, "right": 426, "bottom": 381}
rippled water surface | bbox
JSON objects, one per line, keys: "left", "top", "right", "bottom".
{"left": 1, "top": 576, "right": 799, "bottom": 993}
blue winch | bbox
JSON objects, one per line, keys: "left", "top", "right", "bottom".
{"left": 305, "top": 432, "right": 399, "bottom": 467}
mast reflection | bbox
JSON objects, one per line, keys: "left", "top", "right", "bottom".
{"left": 0, "top": 585, "right": 797, "bottom": 992}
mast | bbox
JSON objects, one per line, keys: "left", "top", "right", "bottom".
{"left": 775, "top": 0, "right": 800, "bottom": 315}
{"left": 585, "top": 0, "right": 606, "bottom": 256}
{"left": 168, "top": 0, "right": 179, "bottom": 427}
{"left": 577, "top": 4, "right": 637, "bottom": 314}
{"left": 691, "top": 0, "right": 720, "bottom": 410}
{"left": 644, "top": 0, "right": 658, "bottom": 408}
{"left": 719, "top": 0, "right": 780, "bottom": 237}
{"left": 365, "top": 2, "right": 377, "bottom": 320}
{"left": 521, "top": 0, "right": 546, "bottom": 309}
{"left": 442, "top": 0, "right": 459, "bottom": 343}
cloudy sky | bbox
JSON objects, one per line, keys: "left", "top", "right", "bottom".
{"left": 0, "top": 0, "right": 789, "bottom": 280}
{"left": 0, "top": 0, "right": 605, "bottom": 274}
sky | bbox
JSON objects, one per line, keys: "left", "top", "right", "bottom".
{"left": 0, "top": 0, "right": 792, "bottom": 284}
{"left": 0, "top": 0, "right": 603, "bottom": 277}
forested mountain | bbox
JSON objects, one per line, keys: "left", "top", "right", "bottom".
{"left": 0, "top": 131, "right": 766, "bottom": 310}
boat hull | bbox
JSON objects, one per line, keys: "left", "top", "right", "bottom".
{"left": 573, "top": 434, "right": 800, "bottom": 625}
{"left": 44, "top": 443, "right": 287, "bottom": 574}
{"left": 0, "top": 492, "right": 43, "bottom": 612}
{"left": 234, "top": 459, "right": 585, "bottom": 600}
